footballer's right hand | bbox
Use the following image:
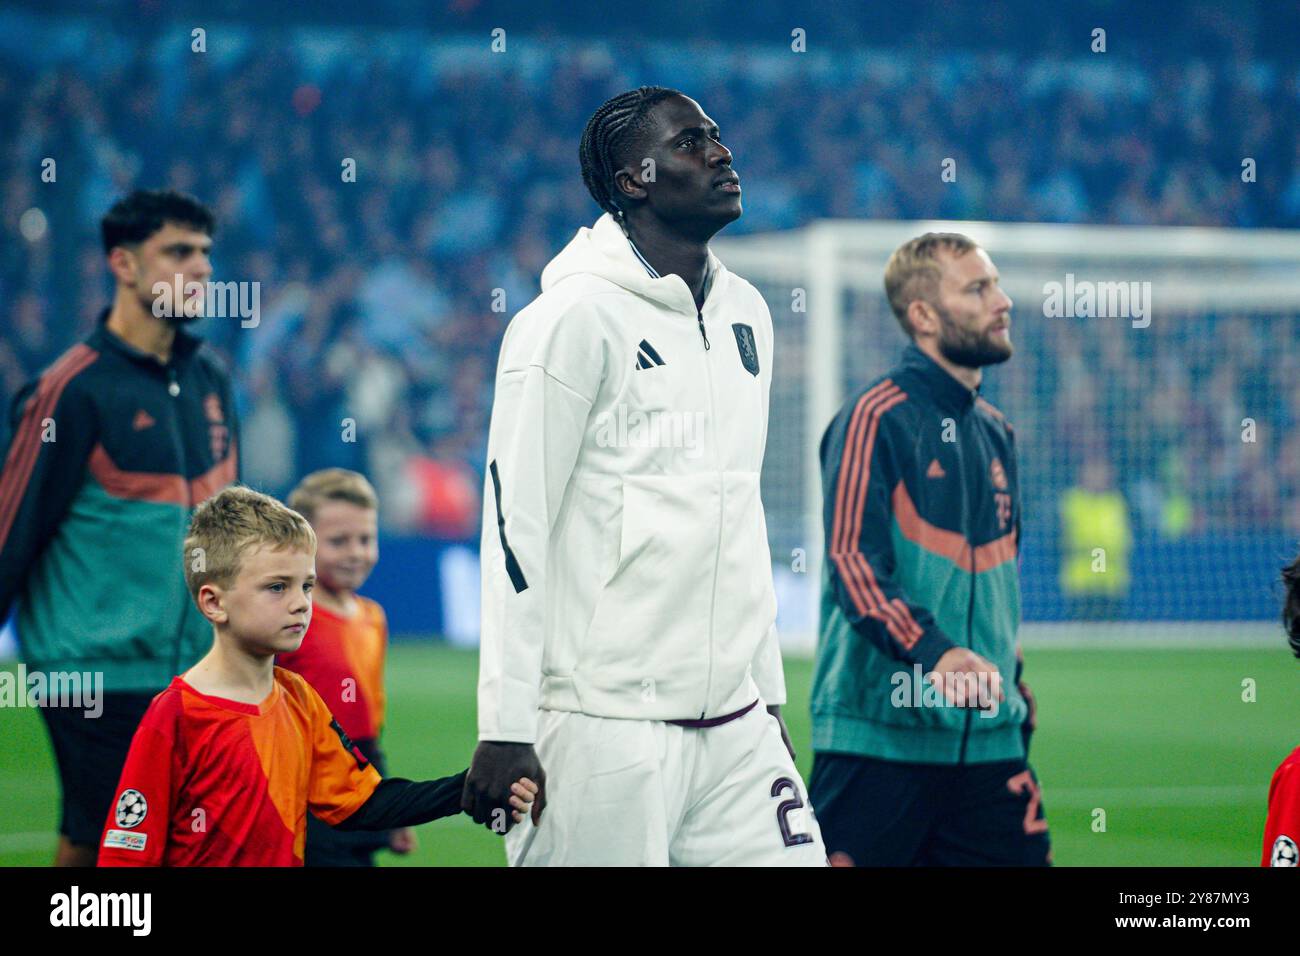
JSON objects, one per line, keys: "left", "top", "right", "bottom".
{"left": 462, "top": 741, "right": 546, "bottom": 833}
{"left": 928, "top": 648, "right": 1005, "bottom": 711}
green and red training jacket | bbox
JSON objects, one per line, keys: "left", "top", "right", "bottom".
{"left": 813, "top": 342, "right": 1027, "bottom": 764}
{"left": 0, "top": 309, "right": 239, "bottom": 692}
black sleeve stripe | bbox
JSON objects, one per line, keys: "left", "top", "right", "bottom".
{"left": 488, "top": 459, "right": 529, "bottom": 593}
{"left": 330, "top": 718, "right": 370, "bottom": 769}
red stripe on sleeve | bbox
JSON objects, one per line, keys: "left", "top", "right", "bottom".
{"left": 834, "top": 384, "right": 898, "bottom": 550}
{"left": 830, "top": 384, "right": 896, "bottom": 612}
{"left": 0, "top": 345, "right": 98, "bottom": 551}
{"left": 828, "top": 384, "right": 917, "bottom": 646}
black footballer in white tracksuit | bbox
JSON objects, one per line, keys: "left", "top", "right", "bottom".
{"left": 479, "top": 212, "right": 825, "bottom": 865}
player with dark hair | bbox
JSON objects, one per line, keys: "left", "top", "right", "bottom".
{"left": 462, "top": 87, "right": 825, "bottom": 865}
{"left": 810, "top": 232, "right": 1049, "bottom": 866}
{"left": 0, "top": 188, "right": 237, "bottom": 866}
{"left": 578, "top": 87, "right": 685, "bottom": 219}
{"left": 100, "top": 189, "right": 217, "bottom": 256}
{"left": 1261, "top": 554, "right": 1300, "bottom": 866}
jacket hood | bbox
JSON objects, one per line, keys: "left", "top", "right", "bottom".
{"left": 540, "top": 212, "right": 729, "bottom": 315}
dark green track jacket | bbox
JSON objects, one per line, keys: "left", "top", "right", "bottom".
{"left": 812, "top": 343, "right": 1027, "bottom": 764}
{"left": 0, "top": 310, "right": 239, "bottom": 692}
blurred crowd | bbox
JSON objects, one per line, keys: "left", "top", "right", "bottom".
{"left": 983, "top": 309, "right": 1300, "bottom": 537}
{"left": 2, "top": 12, "right": 1298, "bottom": 535}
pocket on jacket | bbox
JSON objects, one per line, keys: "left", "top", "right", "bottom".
{"left": 711, "top": 471, "right": 778, "bottom": 649}
{"left": 579, "top": 473, "right": 719, "bottom": 704}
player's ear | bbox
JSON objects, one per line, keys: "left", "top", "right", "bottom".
{"left": 106, "top": 246, "right": 140, "bottom": 287}
{"left": 613, "top": 164, "right": 649, "bottom": 206}
{"left": 196, "top": 583, "right": 229, "bottom": 625}
{"left": 906, "top": 300, "right": 935, "bottom": 339}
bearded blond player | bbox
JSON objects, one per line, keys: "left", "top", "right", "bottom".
{"left": 810, "top": 233, "right": 1049, "bottom": 867}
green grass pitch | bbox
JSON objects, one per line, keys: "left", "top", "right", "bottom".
{"left": 2, "top": 643, "right": 1297, "bottom": 866}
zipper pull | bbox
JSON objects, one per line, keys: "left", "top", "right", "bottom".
{"left": 697, "top": 311, "right": 711, "bottom": 350}
{"left": 167, "top": 367, "right": 180, "bottom": 397}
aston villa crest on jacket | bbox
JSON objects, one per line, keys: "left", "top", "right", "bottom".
{"left": 732, "top": 322, "right": 759, "bottom": 376}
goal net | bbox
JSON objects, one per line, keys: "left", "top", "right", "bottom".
{"left": 714, "top": 220, "right": 1300, "bottom": 652}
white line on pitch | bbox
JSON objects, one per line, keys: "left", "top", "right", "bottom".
{"left": 0, "top": 831, "right": 54, "bottom": 853}
{"left": 1045, "top": 784, "right": 1263, "bottom": 805}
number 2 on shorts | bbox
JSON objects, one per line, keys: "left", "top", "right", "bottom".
{"left": 1006, "top": 769, "right": 1049, "bottom": 835}
{"left": 771, "top": 777, "right": 814, "bottom": 847}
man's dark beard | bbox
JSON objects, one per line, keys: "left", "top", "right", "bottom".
{"left": 935, "top": 304, "right": 1012, "bottom": 369}
{"left": 139, "top": 289, "right": 205, "bottom": 325}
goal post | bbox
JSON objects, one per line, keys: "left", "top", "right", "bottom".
{"left": 714, "top": 220, "right": 1300, "bottom": 653}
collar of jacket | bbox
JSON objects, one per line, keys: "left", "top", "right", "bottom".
{"left": 540, "top": 212, "right": 728, "bottom": 317}
{"left": 623, "top": 225, "right": 718, "bottom": 306}
{"left": 901, "top": 341, "right": 980, "bottom": 414}
{"left": 92, "top": 306, "right": 203, "bottom": 371}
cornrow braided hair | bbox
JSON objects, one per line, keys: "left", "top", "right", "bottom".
{"left": 580, "top": 86, "right": 684, "bottom": 222}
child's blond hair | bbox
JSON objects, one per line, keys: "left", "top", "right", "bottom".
{"left": 183, "top": 485, "right": 316, "bottom": 602}
{"left": 286, "top": 468, "right": 379, "bottom": 524}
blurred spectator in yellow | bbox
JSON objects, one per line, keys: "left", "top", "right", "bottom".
{"left": 1060, "top": 456, "right": 1133, "bottom": 620}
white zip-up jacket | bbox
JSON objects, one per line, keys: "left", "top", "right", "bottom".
{"left": 477, "top": 212, "right": 786, "bottom": 743}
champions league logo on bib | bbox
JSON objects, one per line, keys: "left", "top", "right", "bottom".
{"left": 732, "top": 323, "right": 759, "bottom": 376}
{"left": 1272, "top": 835, "right": 1299, "bottom": 866}
{"left": 115, "top": 789, "right": 147, "bottom": 828}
